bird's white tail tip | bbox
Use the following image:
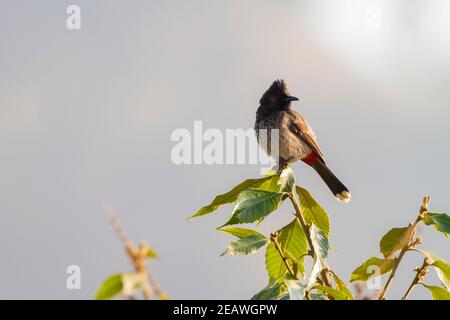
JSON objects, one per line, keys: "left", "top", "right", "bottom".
{"left": 335, "top": 191, "right": 351, "bottom": 203}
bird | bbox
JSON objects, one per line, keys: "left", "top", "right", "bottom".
{"left": 254, "top": 79, "right": 351, "bottom": 203}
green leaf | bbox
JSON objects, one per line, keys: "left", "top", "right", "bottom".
{"left": 265, "top": 220, "right": 308, "bottom": 281}
{"left": 433, "top": 261, "right": 450, "bottom": 291}
{"left": 95, "top": 273, "right": 145, "bottom": 300}
{"left": 311, "top": 226, "right": 329, "bottom": 265}
{"left": 296, "top": 186, "right": 330, "bottom": 236}
{"left": 95, "top": 273, "right": 124, "bottom": 300}
{"left": 217, "top": 227, "right": 265, "bottom": 239}
{"left": 350, "top": 257, "right": 395, "bottom": 282}
{"left": 221, "top": 234, "right": 268, "bottom": 256}
{"left": 265, "top": 244, "right": 286, "bottom": 281}
{"left": 145, "top": 247, "right": 158, "bottom": 259}
{"left": 257, "top": 168, "right": 294, "bottom": 193}
{"left": 420, "top": 284, "right": 450, "bottom": 300}
{"left": 306, "top": 259, "right": 322, "bottom": 290}
{"left": 310, "top": 293, "right": 328, "bottom": 300}
{"left": 303, "top": 227, "right": 329, "bottom": 291}
{"left": 416, "top": 249, "right": 450, "bottom": 290}
{"left": 331, "top": 272, "right": 354, "bottom": 300}
{"left": 285, "top": 279, "right": 306, "bottom": 300}
{"left": 262, "top": 169, "right": 277, "bottom": 177}
{"left": 258, "top": 175, "right": 281, "bottom": 192}
{"left": 279, "top": 220, "right": 309, "bottom": 261}
{"left": 278, "top": 167, "right": 295, "bottom": 193}
{"left": 293, "top": 256, "right": 306, "bottom": 277}
{"left": 379, "top": 227, "right": 410, "bottom": 258}
{"left": 315, "top": 285, "right": 350, "bottom": 300}
{"left": 251, "top": 282, "right": 286, "bottom": 300}
{"left": 188, "top": 175, "right": 275, "bottom": 220}
{"left": 221, "top": 189, "right": 284, "bottom": 227}
{"left": 424, "top": 213, "right": 450, "bottom": 238}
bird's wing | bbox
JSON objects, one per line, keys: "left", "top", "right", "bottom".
{"left": 287, "top": 110, "right": 325, "bottom": 163}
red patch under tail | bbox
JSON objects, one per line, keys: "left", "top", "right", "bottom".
{"left": 302, "top": 151, "right": 320, "bottom": 166}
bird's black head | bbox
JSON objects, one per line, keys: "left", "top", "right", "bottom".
{"left": 259, "top": 79, "right": 298, "bottom": 109}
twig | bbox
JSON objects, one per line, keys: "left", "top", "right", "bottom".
{"left": 304, "top": 288, "right": 311, "bottom": 300}
{"left": 146, "top": 256, "right": 168, "bottom": 300}
{"left": 105, "top": 205, "right": 130, "bottom": 244}
{"left": 287, "top": 193, "right": 314, "bottom": 255}
{"left": 287, "top": 192, "right": 332, "bottom": 288}
{"left": 270, "top": 232, "right": 296, "bottom": 278}
{"left": 104, "top": 205, "right": 167, "bottom": 300}
{"left": 377, "top": 246, "right": 409, "bottom": 300}
{"left": 377, "top": 196, "right": 429, "bottom": 300}
{"left": 125, "top": 241, "right": 153, "bottom": 299}
{"left": 401, "top": 258, "right": 429, "bottom": 300}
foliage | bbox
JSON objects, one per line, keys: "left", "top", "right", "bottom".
{"left": 349, "top": 196, "right": 450, "bottom": 300}
{"left": 190, "top": 169, "right": 449, "bottom": 300}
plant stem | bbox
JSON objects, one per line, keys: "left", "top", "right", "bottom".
{"left": 142, "top": 281, "right": 153, "bottom": 300}
{"left": 271, "top": 232, "right": 296, "bottom": 278}
{"left": 287, "top": 193, "right": 314, "bottom": 255}
{"left": 105, "top": 205, "right": 168, "bottom": 300}
{"left": 125, "top": 242, "right": 154, "bottom": 299}
{"left": 287, "top": 192, "right": 332, "bottom": 288}
{"left": 377, "top": 246, "right": 408, "bottom": 300}
{"left": 401, "top": 258, "right": 429, "bottom": 300}
{"left": 377, "top": 196, "right": 429, "bottom": 300}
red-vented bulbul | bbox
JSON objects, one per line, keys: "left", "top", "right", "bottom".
{"left": 255, "top": 79, "right": 351, "bottom": 203}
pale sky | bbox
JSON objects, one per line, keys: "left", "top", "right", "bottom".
{"left": 0, "top": 0, "right": 449, "bottom": 299}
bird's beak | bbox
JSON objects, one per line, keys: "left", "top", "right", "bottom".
{"left": 285, "top": 96, "right": 299, "bottom": 102}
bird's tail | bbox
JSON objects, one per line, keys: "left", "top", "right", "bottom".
{"left": 311, "top": 161, "right": 351, "bottom": 203}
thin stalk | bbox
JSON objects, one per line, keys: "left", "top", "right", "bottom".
{"left": 287, "top": 193, "right": 313, "bottom": 255}
{"left": 287, "top": 192, "right": 332, "bottom": 288}
{"left": 271, "top": 232, "right": 296, "bottom": 278}
{"left": 402, "top": 258, "right": 429, "bottom": 300}
{"left": 377, "top": 246, "right": 409, "bottom": 300}
{"left": 377, "top": 196, "right": 429, "bottom": 300}
{"left": 105, "top": 205, "right": 167, "bottom": 300}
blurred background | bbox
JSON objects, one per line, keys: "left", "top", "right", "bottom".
{"left": 0, "top": 0, "right": 449, "bottom": 299}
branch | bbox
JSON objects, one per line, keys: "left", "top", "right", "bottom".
{"left": 401, "top": 258, "right": 430, "bottom": 300}
{"left": 270, "top": 232, "right": 296, "bottom": 278}
{"left": 105, "top": 204, "right": 130, "bottom": 244}
{"left": 377, "top": 196, "right": 429, "bottom": 300}
{"left": 287, "top": 193, "right": 313, "bottom": 254}
{"left": 104, "top": 205, "right": 167, "bottom": 300}
{"left": 287, "top": 192, "right": 332, "bottom": 288}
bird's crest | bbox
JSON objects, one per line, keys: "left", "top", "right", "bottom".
{"left": 259, "top": 79, "right": 291, "bottom": 104}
